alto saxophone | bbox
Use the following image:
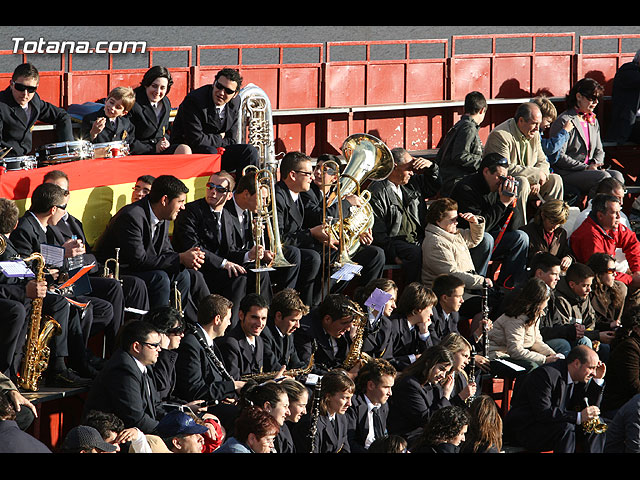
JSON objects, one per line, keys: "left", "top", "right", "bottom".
{"left": 17, "top": 252, "right": 62, "bottom": 392}
{"left": 342, "top": 303, "right": 373, "bottom": 371}
{"left": 241, "top": 341, "right": 317, "bottom": 382}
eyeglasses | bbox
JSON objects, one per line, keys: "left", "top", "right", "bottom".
{"left": 605, "top": 268, "right": 617, "bottom": 274}
{"left": 214, "top": 81, "right": 236, "bottom": 95}
{"left": 141, "top": 341, "right": 162, "bottom": 350}
{"left": 207, "top": 182, "right": 230, "bottom": 193}
{"left": 12, "top": 81, "right": 37, "bottom": 93}
{"left": 294, "top": 170, "right": 313, "bottom": 177}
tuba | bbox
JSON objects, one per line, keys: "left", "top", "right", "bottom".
{"left": 325, "top": 133, "right": 394, "bottom": 208}
{"left": 17, "top": 252, "right": 62, "bottom": 391}
{"left": 235, "top": 83, "right": 277, "bottom": 171}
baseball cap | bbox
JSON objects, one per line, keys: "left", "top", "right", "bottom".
{"left": 154, "top": 410, "right": 209, "bottom": 438}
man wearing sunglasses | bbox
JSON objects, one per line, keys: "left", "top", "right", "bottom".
{"left": 170, "top": 67, "right": 259, "bottom": 174}
{"left": 0, "top": 63, "right": 73, "bottom": 157}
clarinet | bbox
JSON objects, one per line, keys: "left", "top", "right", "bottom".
{"left": 308, "top": 377, "right": 323, "bottom": 453}
{"left": 482, "top": 279, "right": 489, "bottom": 358}
{"left": 188, "top": 322, "right": 234, "bottom": 382}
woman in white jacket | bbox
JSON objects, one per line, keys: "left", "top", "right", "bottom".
{"left": 488, "top": 277, "right": 562, "bottom": 376}
{"left": 420, "top": 197, "right": 491, "bottom": 292}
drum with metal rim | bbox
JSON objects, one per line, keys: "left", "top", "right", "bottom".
{"left": 1, "top": 155, "right": 38, "bottom": 171}
{"left": 36, "top": 140, "right": 93, "bottom": 166}
{"left": 92, "top": 141, "right": 130, "bottom": 159}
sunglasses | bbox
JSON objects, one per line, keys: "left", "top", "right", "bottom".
{"left": 207, "top": 182, "right": 230, "bottom": 193}
{"left": 12, "top": 81, "right": 37, "bottom": 93}
{"left": 214, "top": 81, "right": 236, "bottom": 95}
{"left": 141, "top": 341, "right": 162, "bottom": 350}
{"left": 55, "top": 204, "right": 67, "bottom": 211}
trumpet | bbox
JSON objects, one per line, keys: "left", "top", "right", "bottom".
{"left": 103, "top": 247, "right": 121, "bottom": 285}
{"left": 582, "top": 397, "right": 608, "bottom": 434}
{"left": 171, "top": 280, "right": 183, "bottom": 317}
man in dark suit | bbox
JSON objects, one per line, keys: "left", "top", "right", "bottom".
{"left": 260, "top": 288, "right": 309, "bottom": 373}
{"left": 170, "top": 67, "right": 258, "bottom": 173}
{"left": 301, "top": 154, "right": 385, "bottom": 296}
{"left": 93, "top": 175, "right": 209, "bottom": 324}
{"left": 43, "top": 170, "right": 149, "bottom": 354}
{"left": 294, "top": 293, "right": 359, "bottom": 375}
{"left": 175, "top": 294, "right": 244, "bottom": 433}
{"left": 8, "top": 183, "right": 98, "bottom": 386}
{"left": 369, "top": 147, "right": 441, "bottom": 284}
{"left": 216, "top": 293, "right": 279, "bottom": 380}
{"left": 172, "top": 170, "right": 272, "bottom": 327}
{"left": 83, "top": 321, "right": 166, "bottom": 433}
{"left": 0, "top": 62, "right": 73, "bottom": 157}
{"left": 346, "top": 358, "right": 396, "bottom": 452}
{"left": 274, "top": 151, "right": 328, "bottom": 307}
{"left": 606, "top": 50, "right": 640, "bottom": 145}
{"left": 504, "top": 345, "right": 607, "bottom": 453}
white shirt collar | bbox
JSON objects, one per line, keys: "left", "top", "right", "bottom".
{"left": 197, "top": 323, "right": 214, "bottom": 346}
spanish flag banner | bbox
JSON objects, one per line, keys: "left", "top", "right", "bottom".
{"left": 0, "top": 153, "right": 221, "bottom": 246}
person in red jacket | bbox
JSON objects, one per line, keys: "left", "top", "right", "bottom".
{"left": 570, "top": 193, "right": 640, "bottom": 290}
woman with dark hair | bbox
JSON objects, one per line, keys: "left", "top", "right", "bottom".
{"left": 239, "top": 380, "right": 291, "bottom": 453}
{"left": 420, "top": 197, "right": 490, "bottom": 291}
{"left": 387, "top": 345, "right": 455, "bottom": 444}
{"left": 549, "top": 77, "right": 624, "bottom": 196}
{"left": 520, "top": 199, "right": 573, "bottom": 270}
{"left": 128, "top": 65, "right": 191, "bottom": 155}
{"left": 587, "top": 252, "right": 627, "bottom": 333}
{"left": 292, "top": 369, "right": 355, "bottom": 453}
{"left": 214, "top": 406, "right": 280, "bottom": 453}
{"left": 461, "top": 394, "right": 503, "bottom": 453}
{"left": 488, "top": 277, "right": 560, "bottom": 376}
{"left": 411, "top": 405, "right": 470, "bottom": 453}
{"left": 601, "top": 306, "right": 640, "bottom": 418}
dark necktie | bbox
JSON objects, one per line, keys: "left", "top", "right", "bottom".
{"left": 214, "top": 211, "right": 222, "bottom": 244}
{"left": 372, "top": 406, "right": 384, "bottom": 440}
{"left": 142, "top": 369, "right": 156, "bottom": 417}
{"left": 152, "top": 222, "right": 162, "bottom": 249}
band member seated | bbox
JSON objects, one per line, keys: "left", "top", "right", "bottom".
{"left": 131, "top": 175, "right": 155, "bottom": 203}
{"left": 172, "top": 170, "right": 273, "bottom": 326}
{"left": 93, "top": 175, "right": 210, "bottom": 324}
{"left": 300, "top": 154, "right": 385, "bottom": 294}
{"left": 274, "top": 151, "right": 330, "bottom": 307}
{"left": 174, "top": 294, "right": 244, "bottom": 434}
{"left": 0, "top": 197, "right": 79, "bottom": 387}
{"left": 260, "top": 288, "right": 310, "bottom": 373}
{"left": 43, "top": 170, "right": 150, "bottom": 353}
{"left": 9, "top": 183, "right": 103, "bottom": 385}
{"left": 170, "top": 67, "right": 259, "bottom": 173}
{"left": 0, "top": 62, "right": 73, "bottom": 156}
{"left": 346, "top": 358, "right": 396, "bottom": 452}
{"left": 293, "top": 293, "right": 361, "bottom": 376}
{"left": 81, "top": 86, "right": 137, "bottom": 146}
{"left": 216, "top": 293, "right": 280, "bottom": 381}
{"left": 126, "top": 66, "right": 191, "bottom": 155}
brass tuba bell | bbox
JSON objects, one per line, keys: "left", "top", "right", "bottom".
{"left": 325, "top": 133, "right": 394, "bottom": 208}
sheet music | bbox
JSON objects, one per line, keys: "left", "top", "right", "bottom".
{"left": 0, "top": 260, "right": 35, "bottom": 278}
{"left": 40, "top": 243, "right": 65, "bottom": 267}
{"left": 331, "top": 263, "right": 363, "bottom": 282}
{"left": 495, "top": 358, "right": 526, "bottom": 372}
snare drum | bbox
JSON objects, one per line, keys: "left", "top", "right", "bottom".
{"left": 92, "top": 141, "right": 130, "bottom": 159}
{"left": 1, "top": 155, "right": 38, "bottom": 171}
{"left": 37, "top": 140, "right": 93, "bottom": 166}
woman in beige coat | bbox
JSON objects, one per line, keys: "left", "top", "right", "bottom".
{"left": 420, "top": 197, "right": 490, "bottom": 292}
{"left": 488, "top": 277, "right": 561, "bottom": 376}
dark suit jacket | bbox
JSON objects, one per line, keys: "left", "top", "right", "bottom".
{"left": 504, "top": 359, "right": 605, "bottom": 442}
{"left": 83, "top": 349, "right": 163, "bottom": 433}
{"left": 275, "top": 422, "right": 296, "bottom": 453}
{"left": 46, "top": 213, "right": 99, "bottom": 275}
{"left": 0, "top": 86, "right": 72, "bottom": 156}
{"left": 386, "top": 374, "right": 450, "bottom": 441}
{"left": 93, "top": 197, "right": 181, "bottom": 275}
{"left": 294, "top": 411, "right": 350, "bottom": 453}
{"left": 216, "top": 323, "right": 276, "bottom": 380}
{"left": 607, "top": 60, "right": 640, "bottom": 144}
{"left": 345, "top": 392, "right": 390, "bottom": 453}
{"left": 174, "top": 325, "right": 236, "bottom": 404}
{"left": 0, "top": 233, "right": 29, "bottom": 302}
{"left": 127, "top": 85, "right": 172, "bottom": 155}
{"left": 172, "top": 198, "right": 246, "bottom": 271}
{"left": 81, "top": 108, "right": 136, "bottom": 145}
{"left": 170, "top": 83, "right": 241, "bottom": 151}
{"left": 274, "top": 180, "right": 315, "bottom": 249}
{"left": 388, "top": 315, "right": 432, "bottom": 371}
{"left": 428, "top": 304, "right": 460, "bottom": 345}
{"left": 260, "top": 320, "right": 305, "bottom": 371}
{"left": 9, "top": 212, "right": 47, "bottom": 258}
{"left": 294, "top": 310, "right": 350, "bottom": 374}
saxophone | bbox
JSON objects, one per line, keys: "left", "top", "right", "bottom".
{"left": 240, "top": 342, "right": 317, "bottom": 382}
{"left": 342, "top": 302, "right": 373, "bottom": 371}
{"left": 17, "top": 252, "right": 62, "bottom": 392}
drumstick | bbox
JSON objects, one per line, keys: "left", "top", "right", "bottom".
{"left": 0, "top": 146, "right": 13, "bottom": 159}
